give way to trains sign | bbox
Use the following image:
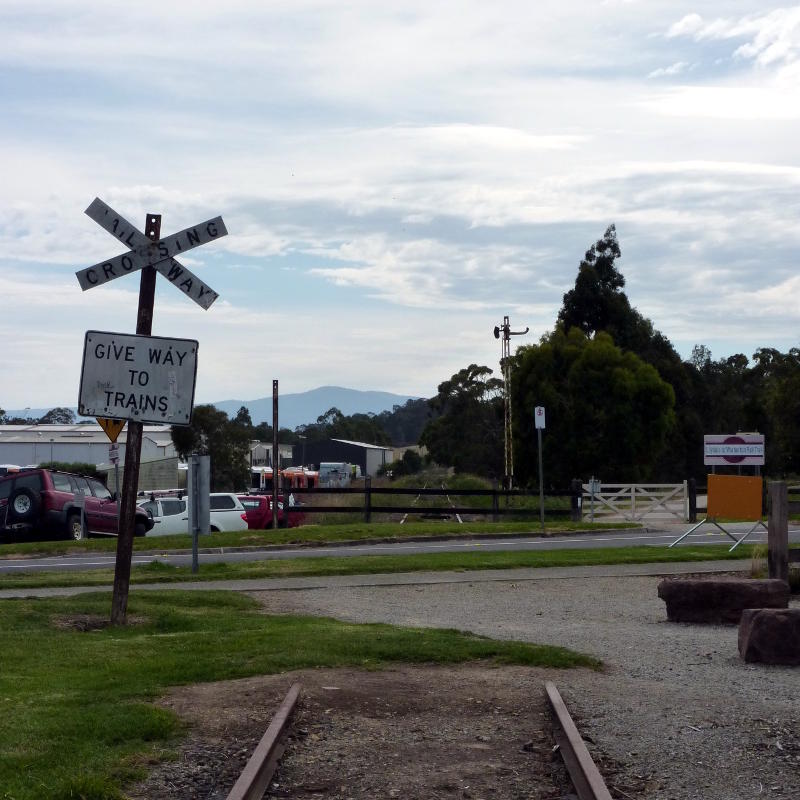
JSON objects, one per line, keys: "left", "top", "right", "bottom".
{"left": 78, "top": 330, "right": 198, "bottom": 425}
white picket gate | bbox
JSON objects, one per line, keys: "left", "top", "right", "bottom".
{"left": 581, "top": 482, "right": 688, "bottom": 522}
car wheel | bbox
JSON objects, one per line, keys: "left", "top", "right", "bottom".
{"left": 134, "top": 522, "right": 146, "bottom": 538}
{"left": 8, "top": 487, "right": 40, "bottom": 522}
{"left": 68, "top": 513, "right": 87, "bottom": 541}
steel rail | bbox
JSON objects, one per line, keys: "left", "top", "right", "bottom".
{"left": 441, "top": 482, "right": 463, "bottom": 524}
{"left": 225, "top": 682, "right": 301, "bottom": 800}
{"left": 400, "top": 482, "right": 427, "bottom": 525}
{"left": 545, "top": 681, "right": 613, "bottom": 800}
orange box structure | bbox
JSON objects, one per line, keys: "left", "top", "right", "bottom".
{"left": 707, "top": 475, "right": 763, "bottom": 521}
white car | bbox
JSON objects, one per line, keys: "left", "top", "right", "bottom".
{"left": 138, "top": 493, "right": 248, "bottom": 536}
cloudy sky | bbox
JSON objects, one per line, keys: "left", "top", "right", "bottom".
{"left": 2, "top": 1, "right": 800, "bottom": 411}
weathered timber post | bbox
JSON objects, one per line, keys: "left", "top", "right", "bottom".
{"left": 688, "top": 477, "right": 697, "bottom": 523}
{"left": 570, "top": 479, "right": 582, "bottom": 522}
{"left": 77, "top": 199, "right": 225, "bottom": 625}
{"left": 768, "top": 481, "right": 789, "bottom": 583}
{"left": 111, "top": 213, "right": 160, "bottom": 625}
{"left": 492, "top": 482, "right": 499, "bottom": 523}
{"left": 364, "top": 476, "right": 372, "bottom": 523}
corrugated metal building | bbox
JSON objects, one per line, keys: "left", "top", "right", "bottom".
{"left": 0, "top": 423, "right": 176, "bottom": 467}
{"left": 292, "top": 438, "right": 393, "bottom": 478}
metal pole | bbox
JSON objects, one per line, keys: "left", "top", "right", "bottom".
{"left": 111, "top": 212, "right": 159, "bottom": 626}
{"left": 191, "top": 455, "right": 199, "bottom": 574}
{"left": 272, "top": 379, "right": 279, "bottom": 530}
{"left": 114, "top": 461, "right": 120, "bottom": 533}
{"left": 537, "top": 427, "right": 544, "bottom": 531}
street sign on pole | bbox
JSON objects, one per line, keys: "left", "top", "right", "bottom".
{"left": 78, "top": 330, "right": 198, "bottom": 425}
{"left": 97, "top": 417, "right": 126, "bottom": 443}
{"left": 76, "top": 198, "right": 224, "bottom": 309}
{"left": 535, "top": 406, "right": 546, "bottom": 429}
{"left": 76, "top": 199, "right": 225, "bottom": 625}
{"left": 109, "top": 443, "right": 120, "bottom": 464}
{"left": 703, "top": 433, "right": 764, "bottom": 466}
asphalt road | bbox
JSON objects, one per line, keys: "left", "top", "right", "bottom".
{"left": 2, "top": 522, "right": 798, "bottom": 574}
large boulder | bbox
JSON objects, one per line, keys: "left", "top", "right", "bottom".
{"left": 657, "top": 578, "right": 789, "bottom": 624}
{"left": 739, "top": 609, "right": 800, "bottom": 665}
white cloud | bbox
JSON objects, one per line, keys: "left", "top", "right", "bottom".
{"left": 666, "top": 13, "right": 705, "bottom": 39}
{"left": 642, "top": 84, "right": 800, "bottom": 119}
{"left": 3, "top": 1, "right": 800, "bottom": 410}
{"left": 664, "top": 7, "right": 800, "bottom": 77}
{"left": 647, "top": 61, "right": 690, "bottom": 78}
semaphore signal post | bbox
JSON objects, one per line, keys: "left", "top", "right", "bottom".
{"left": 76, "top": 198, "right": 226, "bottom": 624}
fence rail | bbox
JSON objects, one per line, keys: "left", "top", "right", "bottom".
{"left": 283, "top": 482, "right": 579, "bottom": 523}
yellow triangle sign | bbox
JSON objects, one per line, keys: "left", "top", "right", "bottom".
{"left": 96, "top": 417, "right": 126, "bottom": 443}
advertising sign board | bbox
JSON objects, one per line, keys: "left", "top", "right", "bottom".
{"left": 703, "top": 433, "right": 765, "bottom": 466}
{"left": 78, "top": 330, "right": 198, "bottom": 425}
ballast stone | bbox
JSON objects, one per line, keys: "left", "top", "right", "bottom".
{"left": 657, "top": 578, "right": 789, "bottom": 624}
{"left": 739, "top": 608, "right": 800, "bottom": 665}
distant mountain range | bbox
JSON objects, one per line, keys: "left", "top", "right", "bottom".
{"left": 4, "top": 386, "right": 423, "bottom": 431}
{"left": 213, "top": 386, "right": 423, "bottom": 430}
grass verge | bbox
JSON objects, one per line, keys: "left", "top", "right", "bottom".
{"left": 0, "top": 590, "right": 598, "bottom": 799}
{"left": 0, "top": 519, "right": 639, "bottom": 559}
{"left": 0, "top": 543, "right": 755, "bottom": 591}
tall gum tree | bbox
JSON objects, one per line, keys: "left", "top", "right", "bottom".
{"left": 512, "top": 329, "right": 675, "bottom": 487}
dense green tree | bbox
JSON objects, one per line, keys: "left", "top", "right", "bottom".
{"left": 751, "top": 348, "right": 800, "bottom": 475}
{"left": 38, "top": 407, "right": 76, "bottom": 424}
{"left": 4, "top": 414, "right": 36, "bottom": 424}
{"left": 296, "top": 407, "right": 391, "bottom": 446}
{"left": 233, "top": 405, "right": 253, "bottom": 427}
{"left": 171, "top": 405, "right": 250, "bottom": 491}
{"left": 419, "top": 365, "right": 504, "bottom": 478}
{"left": 379, "top": 448, "right": 424, "bottom": 478}
{"left": 376, "top": 398, "right": 434, "bottom": 446}
{"left": 512, "top": 329, "right": 675, "bottom": 487}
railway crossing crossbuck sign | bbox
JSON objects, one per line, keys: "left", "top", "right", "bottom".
{"left": 75, "top": 198, "right": 225, "bottom": 308}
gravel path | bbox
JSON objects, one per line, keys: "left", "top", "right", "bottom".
{"left": 253, "top": 571, "right": 800, "bottom": 800}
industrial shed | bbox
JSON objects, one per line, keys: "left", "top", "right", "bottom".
{"left": 292, "top": 438, "right": 393, "bottom": 478}
{"left": 0, "top": 423, "right": 177, "bottom": 467}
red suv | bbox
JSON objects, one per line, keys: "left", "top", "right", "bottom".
{"left": 238, "top": 494, "right": 306, "bottom": 529}
{"left": 0, "top": 468, "right": 154, "bottom": 541}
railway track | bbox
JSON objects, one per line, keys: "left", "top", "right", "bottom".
{"left": 399, "top": 482, "right": 464, "bottom": 524}
{"left": 226, "top": 680, "right": 613, "bottom": 800}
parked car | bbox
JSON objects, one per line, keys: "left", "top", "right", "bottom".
{"left": 0, "top": 468, "right": 154, "bottom": 541}
{"left": 137, "top": 496, "right": 189, "bottom": 536}
{"left": 0, "top": 465, "right": 20, "bottom": 477}
{"left": 138, "top": 492, "right": 249, "bottom": 535}
{"left": 238, "top": 493, "right": 306, "bottom": 529}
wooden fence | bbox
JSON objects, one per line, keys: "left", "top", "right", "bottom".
{"left": 767, "top": 482, "right": 800, "bottom": 581}
{"left": 287, "top": 481, "right": 580, "bottom": 523}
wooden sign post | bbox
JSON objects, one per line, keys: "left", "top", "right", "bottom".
{"left": 77, "top": 199, "right": 225, "bottom": 624}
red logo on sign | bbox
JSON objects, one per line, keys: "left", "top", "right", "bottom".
{"left": 722, "top": 435, "right": 746, "bottom": 464}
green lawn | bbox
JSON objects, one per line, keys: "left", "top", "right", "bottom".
{"left": 0, "top": 590, "right": 598, "bottom": 800}
{"left": 0, "top": 519, "right": 639, "bottom": 559}
{"left": 0, "top": 543, "right": 756, "bottom": 591}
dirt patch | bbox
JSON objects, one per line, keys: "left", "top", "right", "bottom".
{"left": 50, "top": 613, "right": 148, "bottom": 631}
{"left": 127, "top": 664, "right": 618, "bottom": 800}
